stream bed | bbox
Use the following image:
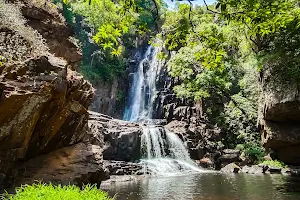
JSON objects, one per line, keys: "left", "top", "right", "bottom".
{"left": 101, "top": 173, "right": 300, "bottom": 200}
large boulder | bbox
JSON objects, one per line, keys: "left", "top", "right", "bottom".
{"left": 0, "top": 54, "right": 93, "bottom": 164}
{"left": 259, "top": 64, "right": 300, "bottom": 165}
{"left": 89, "top": 111, "right": 143, "bottom": 162}
{"left": 217, "top": 149, "right": 242, "bottom": 168}
{"left": 13, "top": 142, "right": 108, "bottom": 187}
{"left": 241, "top": 165, "right": 264, "bottom": 174}
{"left": 220, "top": 163, "right": 241, "bottom": 173}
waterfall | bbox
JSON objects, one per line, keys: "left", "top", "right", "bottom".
{"left": 123, "top": 46, "right": 159, "bottom": 121}
{"left": 124, "top": 46, "right": 202, "bottom": 176}
{"left": 140, "top": 126, "right": 202, "bottom": 175}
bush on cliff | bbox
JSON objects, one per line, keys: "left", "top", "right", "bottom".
{"left": 1, "top": 183, "right": 113, "bottom": 200}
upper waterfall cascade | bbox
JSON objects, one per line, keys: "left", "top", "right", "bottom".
{"left": 123, "top": 46, "right": 159, "bottom": 122}
{"left": 123, "top": 46, "right": 202, "bottom": 175}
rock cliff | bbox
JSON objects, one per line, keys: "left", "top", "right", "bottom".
{"left": 0, "top": 0, "right": 106, "bottom": 188}
{"left": 259, "top": 64, "right": 300, "bottom": 165}
{"left": 152, "top": 61, "right": 224, "bottom": 167}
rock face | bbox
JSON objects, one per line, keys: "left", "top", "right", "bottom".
{"left": 150, "top": 59, "right": 224, "bottom": 168}
{"left": 220, "top": 163, "right": 241, "bottom": 173}
{"left": 103, "top": 160, "right": 143, "bottom": 176}
{"left": 90, "top": 79, "right": 120, "bottom": 117}
{"left": 217, "top": 149, "right": 242, "bottom": 168}
{"left": 89, "top": 111, "right": 142, "bottom": 162}
{"left": 0, "top": 0, "right": 106, "bottom": 188}
{"left": 13, "top": 143, "right": 109, "bottom": 187}
{"left": 164, "top": 119, "right": 223, "bottom": 168}
{"left": 259, "top": 65, "right": 300, "bottom": 165}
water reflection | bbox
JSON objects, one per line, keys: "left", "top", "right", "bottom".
{"left": 102, "top": 173, "right": 300, "bottom": 200}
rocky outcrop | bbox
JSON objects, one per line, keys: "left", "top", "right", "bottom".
{"left": 220, "top": 163, "right": 241, "bottom": 173}
{"left": 13, "top": 143, "right": 109, "bottom": 187}
{"left": 259, "top": 64, "right": 300, "bottom": 165}
{"left": 103, "top": 160, "right": 143, "bottom": 176}
{"left": 0, "top": 0, "right": 101, "bottom": 188}
{"left": 241, "top": 165, "right": 264, "bottom": 174}
{"left": 19, "top": 0, "right": 83, "bottom": 68}
{"left": 217, "top": 149, "right": 242, "bottom": 168}
{"left": 165, "top": 119, "right": 223, "bottom": 168}
{"left": 89, "top": 111, "right": 142, "bottom": 162}
{"left": 90, "top": 79, "right": 119, "bottom": 117}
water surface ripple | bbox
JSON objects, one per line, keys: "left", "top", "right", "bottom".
{"left": 102, "top": 173, "right": 300, "bottom": 200}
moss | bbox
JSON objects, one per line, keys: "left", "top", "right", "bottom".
{"left": 1, "top": 183, "right": 113, "bottom": 200}
{"left": 260, "top": 160, "right": 287, "bottom": 168}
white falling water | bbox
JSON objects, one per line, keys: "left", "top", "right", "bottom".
{"left": 124, "top": 46, "right": 202, "bottom": 176}
{"left": 123, "top": 46, "right": 160, "bottom": 121}
{"left": 140, "top": 126, "right": 202, "bottom": 176}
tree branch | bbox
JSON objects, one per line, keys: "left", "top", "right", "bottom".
{"left": 203, "top": 0, "right": 221, "bottom": 14}
{"left": 151, "top": 0, "right": 159, "bottom": 31}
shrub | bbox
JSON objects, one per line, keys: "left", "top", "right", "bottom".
{"left": 261, "top": 160, "right": 287, "bottom": 169}
{"left": 236, "top": 142, "right": 265, "bottom": 163}
{"left": 1, "top": 183, "right": 113, "bottom": 200}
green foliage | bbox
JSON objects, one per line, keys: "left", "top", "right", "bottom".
{"left": 261, "top": 160, "right": 287, "bottom": 168}
{"left": 218, "top": 0, "right": 299, "bottom": 38}
{"left": 79, "top": 51, "right": 126, "bottom": 82}
{"left": 217, "top": 0, "right": 300, "bottom": 82}
{"left": 68, "top": 0, "right": 132, "bottom": 55}
{"left": 58, "top": 0, "right": 164, "bottom": 82}
{"left": 1, "top": 183, "right": 113, "bottom": 200}
{"left": 160, "top": 3, "right": 264, "bottom": 159}
{"left": 245, "top": 143, "right": 265, "bottom": 162}
{"left": 67, "top": 0, "right": 161, "bottom": 55}
{"left": 165, "top": 6, "right": 241, "bottom": 100}
{"left": 160, "top": 4, "right": 191, "bottom": 51}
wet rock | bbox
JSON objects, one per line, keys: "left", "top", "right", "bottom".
{"left": 103, "top": 160, "right": 143, "bottom": 176}
{"left": 217, "top": 149, "right": 241, "bottom": 167}
{"left": 241, "top": 165, "right": 263, "bottom": 174}
{"left": 88, "top": 112, "right": 143, "bottom": 163}
{"left": 282, "top": 168, "right": 292, "bottom": 175}
{"left": 100, "top": 175, "right": 144, "bottom": 187}
{"left": 197, "top": 158, "right": 214, "bottom": 169}
{"left": 223, "top": 149, "right": 240, "bottom": 154}
{"left": 115, "top": 169, "right": 125, "bottom": 175}
{"left": 135, "top": 170, "right": 145, "bottom": 175}
{"left": 290, "top": 167, "right": 300, "bottom": 176}
{"left": 221, "top": 163, "right": 241, "bottom": 173}
{"left": 103, "top": 120, "right": 142, "bottom": 162}
{"left": 268, "top": 167, "right": 282, "bottom": 174}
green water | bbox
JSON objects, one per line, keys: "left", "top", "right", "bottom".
{"left": 102, "top": 173, "right": 300, "bottom": 200}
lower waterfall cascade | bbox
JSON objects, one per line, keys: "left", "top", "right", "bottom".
{"left": 140, "top": 126, "right": 203, "bottom": 175}
{"left": 123, "top": 46, "right": 202, "bottom": 176}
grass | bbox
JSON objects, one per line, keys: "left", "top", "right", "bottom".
{"left": 1, "top": 183, "right": 113, "bottom": 200}
{"left": 260, "top": 160, "right": 287, "bottom": 168}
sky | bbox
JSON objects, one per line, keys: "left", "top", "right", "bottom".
{"left": 164, "top": 0, "right": 216, "bottom": 9}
